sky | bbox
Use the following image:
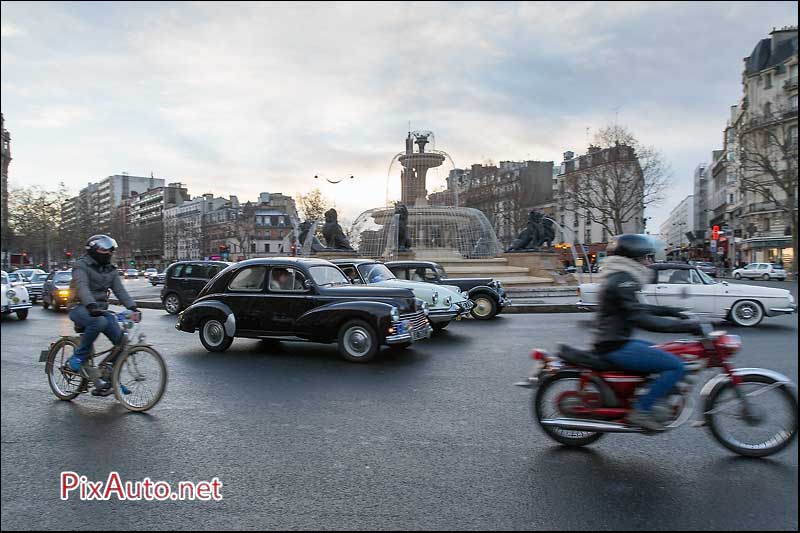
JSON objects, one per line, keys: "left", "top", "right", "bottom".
{"left": 1, "top": 1, "right": 798, "bottom": 232}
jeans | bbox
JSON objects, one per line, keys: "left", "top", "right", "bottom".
{"left": 604, "top": 339, "right": 685, "bottom": 412}
{"left": 69, "top": 305, "right": 123, "bottom": 364}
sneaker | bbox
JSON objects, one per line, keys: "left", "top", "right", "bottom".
{"left": 66, "top": 355, "right": 83, "bottom": 373}
{"left": 627, "top": 408, "right": 666, "bottom": 432}
{"left": 91, "top": 378, "right": 114, "bottom": 397}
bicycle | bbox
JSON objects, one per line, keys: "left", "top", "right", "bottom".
{"left": 40, "top": 310, "right": 167, "bottom": 412}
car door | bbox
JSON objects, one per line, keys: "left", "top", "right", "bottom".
{"left": 686, "top": 269, "right": 717, "bottom": 315}
{"left": 183, "top": 263, "right": 210, "bottom": 304}
{"left": 654, "top": 268, "right": 693, "bottom": 308}
{"left": 744, "top": 264, "right": 758, "bottom": 279}
{"left": 264, "top": 267, "right": 314, "bottom": 335}
{"left": 223, "top": 265, "right": 269, "bottom": 334}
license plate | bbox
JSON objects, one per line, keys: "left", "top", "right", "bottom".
{"left": 412, "top": 328, "right": 427, "bottom": 341}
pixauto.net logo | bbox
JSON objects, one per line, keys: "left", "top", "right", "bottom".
{"left": 60, "top": 472, "right": 223, "bottom": 502}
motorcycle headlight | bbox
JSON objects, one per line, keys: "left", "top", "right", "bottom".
{"left": 6, "top": 290, "right": 15, "bottom": 298}
{"left": 58, "top": 290, "right": 70, "bottom": 297}
{"left": 390, "top": 306, "right": 400, "bottom": 322}
{"left": 431, "top": 291, "right": 438, "bottom": 305}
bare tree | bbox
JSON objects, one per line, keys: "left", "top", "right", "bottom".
{"left": 8, "top": 184, "right": 69, "bottom": 267}
{"left": 561, "top": 125, "right": 671, "bottom": 236}
{"left": 296, "top": 188, "right": 332, "bottom": 240}
{"left": 737, "top": 111, "right": 799, "bottom": 274}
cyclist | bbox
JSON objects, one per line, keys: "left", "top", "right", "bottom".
{"left": 66, "top": 235, "right": 140, "bottom": 395}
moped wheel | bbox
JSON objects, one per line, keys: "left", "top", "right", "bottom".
{"left": 112, "top": 346, "right": 167, "bottom": 412}
{"left": 533, "top": 372, "right": 607, "bottom": 447}
{"left": 705, "top": 374, "right": 798, "bottom": 457}
{"left": 46, "top": 338, "right": 87, "bottom": 401}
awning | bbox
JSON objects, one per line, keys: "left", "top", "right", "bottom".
{"left": 742, "top": 237, "right": 793, "bottom": 249}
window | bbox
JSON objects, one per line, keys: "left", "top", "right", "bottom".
{"left": 172, "top": 264, "right": 185, "bottom": 278}
{"left": 764, "top": 72, "right": 772, "bottom": 89}
{"left": 339, "top": 265, "right": 360, "bottom": 283}
{"left": 660, "top": 269, "right": 691, "bottom": 284}
{"left": 268, "top": 267, "right": 306, "bottom": 292}
{"left": 264, "top": 243, "right": 270, "bottom": 253}
{"left": 251, "top": 242, "right": 256, "bottom": 253}
{"left": 187, "top": 264, "right": 209, "bottom": 278}
{"left": 764, "top": 218, "right": 770, "bottom": 231}
{"left": 392, "top": 267, "right": 410, "bottom": 280}
{"left": 207, "top": 265, "right": 224, "bottom": 279}
{"left": 689, "top": 270, "right": 703, "bottom": 284}
{"left": 229, "top": 266, "right": 267, "bottom": 291}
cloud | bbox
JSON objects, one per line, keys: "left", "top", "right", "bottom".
{"left": 1, "top": 0, "right": 797, "bottom": 233}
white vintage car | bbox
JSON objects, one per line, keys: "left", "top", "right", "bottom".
{"left": 1, "top": 270, "right": 33, "bottom": 320}
{"left": 578, "top": 263, "right": 796, "bottom": 327}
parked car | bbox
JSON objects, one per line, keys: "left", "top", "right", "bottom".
{"left": 578, "top": 262, "right": 796, "bottom": 327}
{"left": 732, "top": 262, "right": 787, "bottom": 281}
{"left": 7, "top": 271, "right": 25, "bottom": 284}
{"left": 1, "top": 270, "right": 32, "bottom": 320}
{"left": 13, "top": 268, "right": 46, "bottom": 282}
{"left": 332, "top": 259, "right": 472, "bottom": 332}
{"left": 689, "top": 261, "right": 718, "bottom": 278}
{"left": 176, "top": 258, "right": 431, "bottom": 362}
{"left": 149, "top": 272, "right": 166, "bottom": 286}
{"left": 161, "top": 260, "right": 233, "bottom": 314}
{"left": 124, "top": 268, "right": 140, "bottom": 279}
{"left": 385, "top": 260, "right": 511, "bottom": 320}
{"left": 25, "top": 272, "right": 49, "bottom": 303}
{"left": 42, "top": 270, "right": 73, "bottom": 311}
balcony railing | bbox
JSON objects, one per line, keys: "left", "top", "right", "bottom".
{"left": 746, "top": 201, "right": 782, "bottom": 214}
{"left": 785, "top": 77, "right": 798, "bottom": 91}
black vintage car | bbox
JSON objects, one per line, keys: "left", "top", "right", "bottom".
{"left": 175, "top": 258, "right": 432, "bottom": 363}
{"left": 385, "top": 260, "right": 511, "bottom": 320}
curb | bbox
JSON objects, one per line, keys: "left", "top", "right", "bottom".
{"left": 504, "top": 304, "right": 590, "bottom": 314}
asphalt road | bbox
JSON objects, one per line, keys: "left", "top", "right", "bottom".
{"left": 1, "top": 282, "right": 797, "bottom": 530}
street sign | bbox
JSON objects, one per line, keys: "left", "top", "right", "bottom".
{"left": 710, "top": 240, "right": 717, "bottom": 253}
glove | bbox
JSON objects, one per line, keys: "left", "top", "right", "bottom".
{"left": 127, "top": 307, "right": 142, "bottom": 323}
{"left": 87, "top": 303, "right": 103, "bottom": 317}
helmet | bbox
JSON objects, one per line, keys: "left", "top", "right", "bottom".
{"left": 607, "top": 234, "right": 655, "bottom": 260}
{"left": 86, "top": 235, "right": 117, "bottom": 266}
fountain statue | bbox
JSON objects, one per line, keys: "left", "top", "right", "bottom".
{"left": 507, "top": 210, "right": 556, "bottom": 252}
{"left": 322, "top": 208, "right": 355, "bottom": 251}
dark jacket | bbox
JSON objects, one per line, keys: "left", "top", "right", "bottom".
{"left": 592, "top": 256, "right": 698, "bottom": 354}
{"left": 69, "top": 255, "right": 135, "bottom": 310}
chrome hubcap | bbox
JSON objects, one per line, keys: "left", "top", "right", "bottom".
{"left": 735, "top": 303, "right": 760, "bottom": 325}
{"left": 473, "top": 298, "right": 492, "bottom": 317}
{"left": 345, "top": 327, "right": 371, "bottom": 357}
{"left": 204, "top": 321, "right": 225, "bottom": 345}
{"left": 166, "top": 296, "right": 179, "bottom": 313}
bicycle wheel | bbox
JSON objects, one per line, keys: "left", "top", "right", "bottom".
{"left": 112, "top": 346, "right": 167, "bottom": 412}
{"left": 46, "top": 338, "right": 87, "bottom": 401}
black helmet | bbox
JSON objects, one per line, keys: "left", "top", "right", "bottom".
{"left": 607, "top": 234, "right": 655, "bottom": 260}
{"left": 86, "top": 235, "right": 117, "bottom": 266}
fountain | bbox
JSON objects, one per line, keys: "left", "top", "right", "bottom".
{"left": 352, "top": 131, "right": 503, "bottom": 259}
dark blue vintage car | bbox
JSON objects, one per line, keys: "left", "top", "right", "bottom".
{"left": 176, "top": 258, "right": 431, "bottom": 363}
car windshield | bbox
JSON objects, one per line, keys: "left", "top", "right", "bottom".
{"left": 309, "top": 266, "right": 350, "bottom": 286}
{"left": 435, "top": 265, "right": 448, "bottom": 279}
{"left": 358, "top": 263, "right": 396, "bottom": 283}
{"left": 772, "top": 264, "right": 784, "bottom": 270}
{"left": 32, "top": 273, "right": 49, "bottom": 282}
{"left": 1, "top": 274, "right": 8, "bottom": 285}
{"left": 54, "top": 273, "right": 72, "bottom": 284}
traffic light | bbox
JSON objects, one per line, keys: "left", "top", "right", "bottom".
{"left": 711, "top": 225, "right": 720, "bottom": 240}
{"left": 65, "top": 250, "right": 72, "bottom": 259}
{"left": 130, "top": 260, "right": 135, "bottom": 266}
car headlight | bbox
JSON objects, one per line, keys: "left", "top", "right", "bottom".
{"left": 58, "top": 290, "right": 70, "bottom": 297}
{"left": 421, "top": 302, "right": 430, "bottom": 315}
{"left": 431, "top": 291, "right": 438, "bottom": 305}
{"left": 390, "top": 306, "right": 400, "bottom": 322}
{"left": 444, "top": 296, "right": 452, "bottom": 306}
{"left": 6, "top": 290, "right": 15, "bottom": 298}
{"left": 461, "top": 291, "right": 469, "bottom": 299}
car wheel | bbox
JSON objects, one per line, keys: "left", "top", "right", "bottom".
{"left": 199, "top": 318, "right": 233, "bottom": 352}
{"left": 762, "top": 274, "right": 770, "bottom": 281}
{"left": 338, "top": 320, "right": 379, "bottom": 363}
{"left": 16, "top": 309, "right": 29, "bottom": 320}
{"left": 163, "top": 293, "right": 182, "bottom": 315}
{"left": 53, "top": 302, "right": 61, "bottom": 312}
{"left": 42, "top": 298, "right": 49, "bottom": 310}
{"left": 734, "top": 273, "right": 741, "bottom": 280}
{"left": 729, "top": 300, "right": 764, "bottom": 327}
{"left": 470, "top": 295, "right": 497, "bottom": 320}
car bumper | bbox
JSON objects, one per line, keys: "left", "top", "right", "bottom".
{"left": 499, "top": 296, "right": 512, "bottom": 308}
{"left": 2, "top": 303, "right": 33, "bottom": 313}
{"left": 767, "top": 304, "right": 797, "bottom": 316}
{"left": 428, "top": 304, "right": 467, "bottom": 323}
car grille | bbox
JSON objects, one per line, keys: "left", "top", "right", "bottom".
{"left": 28, "top": 286, "right": 43, "bottom": 297}
{"left": 401, "top": 310, "right": 429, "bottom": 332}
